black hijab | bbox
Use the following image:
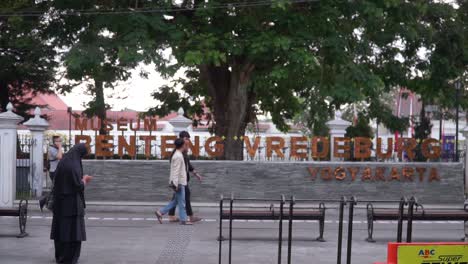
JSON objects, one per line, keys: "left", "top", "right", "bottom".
{"left": 54, "top": 144, "right": 88, "bottom": 195}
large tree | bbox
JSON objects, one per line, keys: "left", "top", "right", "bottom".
{"left": 406, "top": 0, "right": 467, "bottom": 111}
{"left": 26, "top": 0, "right": 464, "bottom": 160}
{"left": 45, "top": 1, "right": 147, "bottom": 134}
{"left": 145, "top": 0, "right": 459, "bottom": 159}
{"left": 0, "top": 0, "right": 57, "bottom": 116}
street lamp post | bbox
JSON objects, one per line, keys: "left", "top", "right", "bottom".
{"left": 439, "top": 112, "right": 443, "bottom": 142}
{"left": 67, "top": 107, "right": 72, "bottom": 149}
{"left": 455, "top": 80, "right": 462, "bottom": 162}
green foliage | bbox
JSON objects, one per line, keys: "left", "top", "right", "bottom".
{"left": 413, "top": 113, "right": 432, "bottom": 142}
{"left": 293, "top": 98, "right": 331, "bottom": 137}
{"left": 345, "top": 114, "right": 374, "bottom": 139}
{"left": 0, "top": 0, "right": 57, "bottom": 116}
{"left": 45, "top": 1, "right": 153, "bottom": 123}
{"left": 3, "top": 0, "right": 466, "bottom": 159}
{"left": 404, "top": 1, "right": 467, "bottom": 110}
{"left": 413, "top": 103, "right": 433, "bottom": 161}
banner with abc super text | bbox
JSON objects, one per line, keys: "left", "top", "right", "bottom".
{"left": 397, "top": 244, "right": 468, "bottom": 264}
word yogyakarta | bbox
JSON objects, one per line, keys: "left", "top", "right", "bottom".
{"left": 74, "top": 118, "right": 442, "bottom": 159}
{"left": 308, "top": 166, "right": 441, "bottom": 182}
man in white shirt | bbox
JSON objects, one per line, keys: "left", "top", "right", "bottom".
{"left": 48, "top": 136, "right": 63, "bottom": 181}
{"left": 155, "top": 138, "right": 192, "bottom": 225}
{"left": 168, "top": 131, "right": 203, "bottom": 223}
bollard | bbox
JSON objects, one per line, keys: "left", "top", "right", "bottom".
{"left": 346, "top": 197, "right": 357, "bottom": 264}
{"left": 464, "top": 200, "right": 468, "bottom": 242}
{"left": 337, "top": 196, "right": 347, "bottom": 264}
{"left": 465, "top": 220, "right": 468, "bottom": 242}
{"left": 228, "top": 193, "right": 234, "bottom": 264}
{"left": 219, "top": 195, "right": 224, "bottom": 264}
{"left": 406, "top": 197, "right": 416, "bottom": 243}
{"left": 287, "top": 196, "right": 295, "bottom": 264}
{"left": 396, "top": 197, "right": 407, "bottom": 243}
{"left": 278, "top": 195, "right": 285, "bottom": 264}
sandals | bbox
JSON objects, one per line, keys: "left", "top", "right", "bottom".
{"left": 154, "top": 211, "right": 163, "bottom": 224}
{"left": 169, "top": 218, "right": 180, "bottom": 223}
{"left": 154, "top": 211, "right": 195, "bottom": 225}
{"left": 190, "top": 216, "right": 202, "bottom": 223}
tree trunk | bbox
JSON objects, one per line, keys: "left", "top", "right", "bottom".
{"left": 0, "top": 81, "right": 9, "bottom": 112}
{"left": 200, "top": 61, "right": 255, "bottom": 160}
{"left": 94, "top": 79, "right": 107, "bottom": 135}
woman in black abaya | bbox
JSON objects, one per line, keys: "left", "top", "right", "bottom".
{"left": 50, "top": 143, "right": 92, "bottom": 264}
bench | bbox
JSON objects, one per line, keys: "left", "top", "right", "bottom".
{"left": 366, "top": 202, "right": 468, "bottom": 242}
{"left": 219, "top": 199, "right": 326, "bottom": 242}
{"left": 0, "top": 199, "right": 28, "bottom": 237}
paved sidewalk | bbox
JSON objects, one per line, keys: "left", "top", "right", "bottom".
{"left": 0, "top": 207, "right": 465, "bottom": 264}
{"left": 18, "top": 199, "right": 468, "bottom": 213}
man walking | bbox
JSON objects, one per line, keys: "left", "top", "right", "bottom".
{"left": 168, "top": 131, "right": 203, "bottom": 223}
{"left": 155, "top": 138, "right": 192, "bottom": 225}
{"left": 48, "top": 135, "right": 63, "bottom": 181}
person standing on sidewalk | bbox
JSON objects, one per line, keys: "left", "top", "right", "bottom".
{"left": 168, "top": 131, "right": 203, "bottom": 223}
{"left": 155, "top": 138, "right": 192, "bottom": 225}
{"left": 48, "top": 135, "right": 63, "bottom": 181}
{"left": 40, "top": 135, "right": 64, "bottom": 212}
{"left": 50, "top": 143, "right": 93, "bottom": 264}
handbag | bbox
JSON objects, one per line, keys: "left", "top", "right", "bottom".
{"left": 168, "top": 181, "right": 177, "bottom": 192}
{"left": 46, "top": 183, "right": 55, "bottom": 211}
{"left": 39, "top": 184, "right": 54, "bottom": 212}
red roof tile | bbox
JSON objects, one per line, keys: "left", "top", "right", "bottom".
{"left": 19, "top": 92, "right": 213, "bottom": 130}
{"left": 26, "top": 92, "right": 69, "bottom": 111}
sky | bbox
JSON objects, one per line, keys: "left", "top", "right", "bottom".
{"left": 59, "top": 0, "right": 459, "bottom": 112}
{"left": 60, "top": 63, "right": 169, "bottom": 112}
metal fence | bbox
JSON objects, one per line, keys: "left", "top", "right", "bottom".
{"left": 16, "top": 134, "right": 35, "bottom": 199}
{"left": 218, "top": 195, "right": 467, "bottom": 264}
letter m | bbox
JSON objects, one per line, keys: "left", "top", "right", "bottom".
{"left": 75, "top": 118, "right": 88, "bottom": 131}
{"left": 144, "top": 118, "right": 157, "bottom": 131}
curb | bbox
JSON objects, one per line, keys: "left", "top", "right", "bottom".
{"left": 15, "top": 200, "right": 466, "bottom": 213}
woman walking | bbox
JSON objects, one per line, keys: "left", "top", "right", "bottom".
{"left": 155, "top": 138, "right": 192, "bottom": 225}
{"left": 50, "top": 143, "right": 92, "bottom": 264}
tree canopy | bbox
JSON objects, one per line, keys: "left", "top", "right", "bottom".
{"left": 1, "top": 0, "right": 466, "bottom": 160}
{"left": 45, "top": 1, "right": 151, "bottom": 134}
{"left": 0, "top": 0, "right": 57, "bottom": 117}
{"left": 144, "top": 0, "right": 464, "bottom": 158}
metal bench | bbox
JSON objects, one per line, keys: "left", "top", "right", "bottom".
{"left": 367, "top": 199, "right": 468, "bottom": 242}
{"left": 218, "top": 195, "right": 327, "bottom": 264}
{"left": 219, "top": 196, "right": 326, "bottom": 242}
{"left": 0, "top": 199, "right": 28, "bottom": 237}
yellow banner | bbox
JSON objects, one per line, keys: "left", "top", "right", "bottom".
{"left": 398, "top": 244, "right": 468, "bottom": 264}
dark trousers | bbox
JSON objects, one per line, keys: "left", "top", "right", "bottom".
{"left": 168, "top": 185, "right": 192, "bottom": 216}
{"left": 50, "top": 171, "right": 57, "bottom": 182}
{"left": 54, "top": 240, "right": 81, "bottom": 264}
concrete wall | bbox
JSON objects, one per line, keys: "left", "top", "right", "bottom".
{"left": 82, "top": 160, "right": 465, "bottom": 204}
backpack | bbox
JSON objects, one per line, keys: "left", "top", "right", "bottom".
{"left": 44, "top": 153, "right": 50, "bottom": 172}
{"left": 44, "top": 146, "right": 57, "bottom": 172}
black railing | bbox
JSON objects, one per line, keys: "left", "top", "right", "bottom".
{"left": 218, "top": 195, "right": 422, "bottom": 264}
{"left": 16, "top": 134, "right": 34, "bottom": 199}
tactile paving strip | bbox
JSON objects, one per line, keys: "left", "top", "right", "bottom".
{"left": 155, "top": 225, "right": 194, "bottom": 264}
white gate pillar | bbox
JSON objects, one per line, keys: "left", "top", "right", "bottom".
{"left": 461, "top": 126, "right": 468, "bottom": 197}
{"left": 459, "top": 127, "right": 468, "bottom": 241}
{"left": 0, "top": 103, "right": 24, "bottom": 208}
{"left": 326, "top": 111, "right": 351, "bottom": 161}
{"left": 24, "top": 107, "right": 49, "bottom": 197}
{"left": 168, "top": 108, "right": 192, "bottom": 136}
{"left": 465, "top": 199, "right": 468, "bottom": 242}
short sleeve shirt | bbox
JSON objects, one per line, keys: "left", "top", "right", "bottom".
{"left": 48, "top": 146, "right": 59, "bottom": 172}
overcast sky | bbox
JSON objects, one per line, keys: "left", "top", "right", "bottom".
{"left": 60, "top": 63, "right": 168, "bottom": 112}
{"left": 60, "top": 0, "right": 459, "bottom": 112}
